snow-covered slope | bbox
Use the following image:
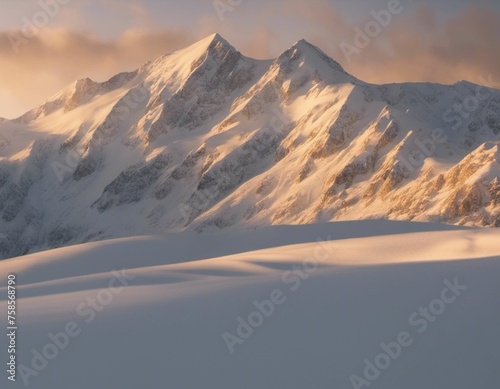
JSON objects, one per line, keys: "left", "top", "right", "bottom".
{"left": 0, "top": 33, "right": 499, "bottom": 258}
{"left": 0, "top": 221, "right": 499, "bottom": 388}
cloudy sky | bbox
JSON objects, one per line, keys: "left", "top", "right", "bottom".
{"left": 0, "top": 0, "right": 499, "bottom": 118}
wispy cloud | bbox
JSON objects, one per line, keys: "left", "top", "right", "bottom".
{"left": 0, "top": 2, "right": 498, "bottom": 118}
{"left": 288, "top": 3, "right": 500, "bottom": 86}
{"left": 342, "top": 5, "right": 500, "bottom": 85}
{"left": 0, "top": 28, "right": 192, "bottom": 118}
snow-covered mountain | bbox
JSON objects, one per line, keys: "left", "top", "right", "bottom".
{"left": 0, "top": 33, "right": 499, "bottom": 258}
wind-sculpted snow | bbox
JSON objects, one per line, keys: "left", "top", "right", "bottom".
{"left": 0, "top": 33, "right": 499, "bottom": 258}
{"left": 0, "top": 221, "right": 499, "bottom": 388}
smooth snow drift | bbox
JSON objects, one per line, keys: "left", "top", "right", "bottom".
{"left": 1, "top": 220, "right": 499, "bottom": 388}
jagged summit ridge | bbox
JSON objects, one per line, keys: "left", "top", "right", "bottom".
{"left": 0, "top": 34, "right": 499, "bottom": 259}
{"left": 14, "top": 34, "right": 355, "bottom": 123}
{"left": 207, "top": 32, "right": 236, "bottom": 51}
{"left": 287, "top": 39, "right": 349, "bottom": 75}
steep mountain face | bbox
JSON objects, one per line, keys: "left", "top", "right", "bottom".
{"left": 0, "top": 33, "right": 499, "bottom": 258}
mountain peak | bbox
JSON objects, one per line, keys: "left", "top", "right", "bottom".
{"left": 209, "top": 32, "right": 226, "bottom": 44}
{"left": 192, "top": 33, "right": 236, "bottom": 55}
{"left": 206, "top": 33, "right": 238, "bottom": 54}
{"left": 152, "top": 33, "right": 238, "bottom": 66}
{"left": 197, "top": 32, "right": 223, "bottom": 46}
{"left": 291, "top": 38, "right": 313, "bottom": 49}
{"left": 276, "top": 38, "right": 353, "bottom": 84}
{"left": 288, "top": 38, "right": 328, "bottom": 53}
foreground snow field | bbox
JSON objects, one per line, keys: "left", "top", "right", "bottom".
{"left": 1, "top": 220, "right": 499, "bottom": 388}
